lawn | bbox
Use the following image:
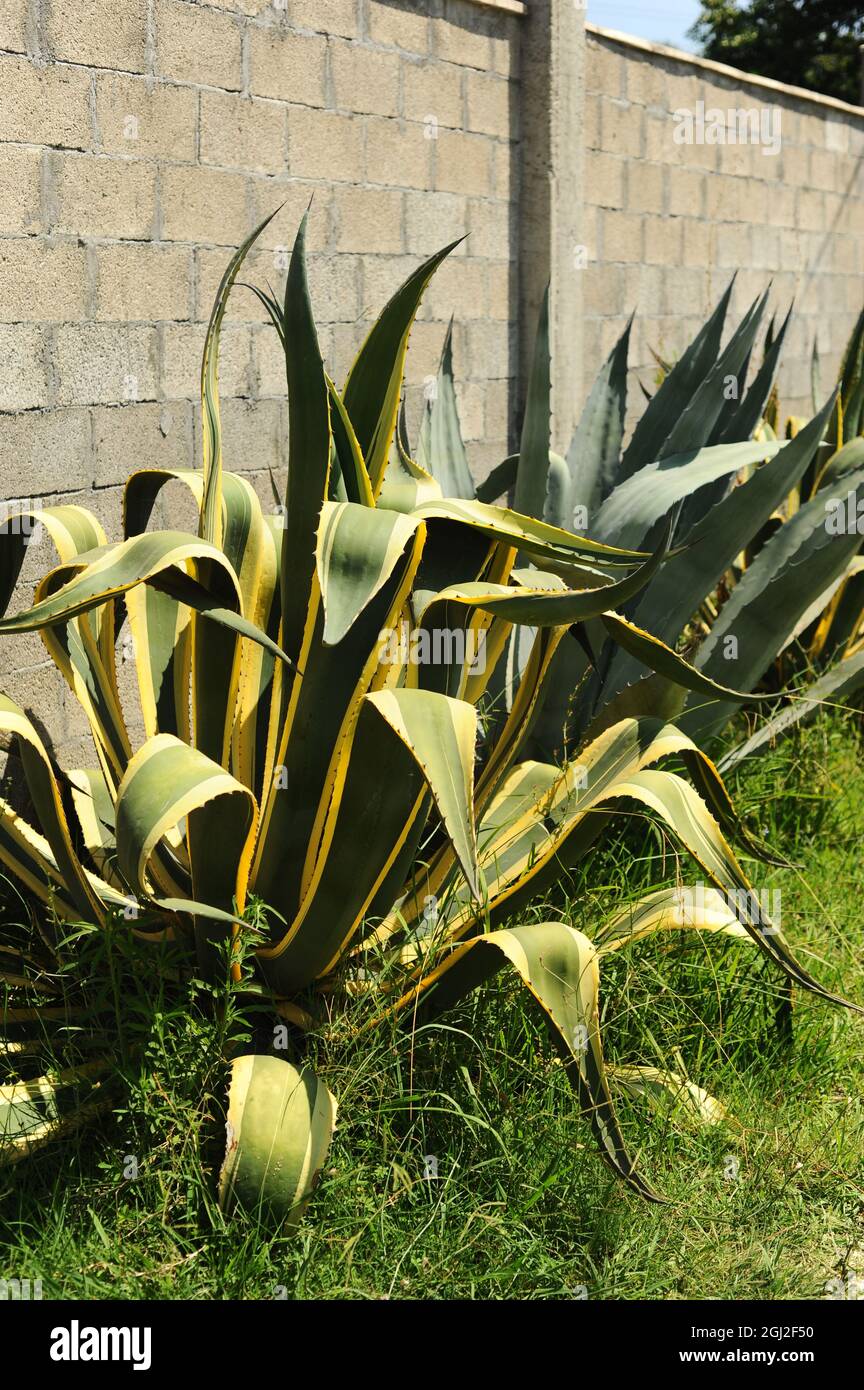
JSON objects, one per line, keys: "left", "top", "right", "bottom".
{"left": 1, "top": 708, "right": 862, "bottom": 1300}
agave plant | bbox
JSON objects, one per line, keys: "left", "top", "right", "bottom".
{"left": 0, "top": 216, "right": 857, "bottom": 1222}
{"left": 422, "top": 286, "right": 864, "bottom": 765}
{"left": 714, "top": 307, "right": 864, "bottom": 768}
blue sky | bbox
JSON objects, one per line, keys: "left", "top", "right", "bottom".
{"left": 585, "top": 0, "right": 703, "bottom": 52}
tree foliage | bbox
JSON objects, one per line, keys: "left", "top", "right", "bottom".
{"left": 689, "top": 1, "right": 863, "bottom": 104}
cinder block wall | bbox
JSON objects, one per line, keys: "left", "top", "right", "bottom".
{"left": 583, "top": 27, "right": 864, "bottom": 422}
{"left": 0, "top": 0, "right": 521, "bottom": 490}
{"left": 3, "top": 2, "right": 864, "bottom": 767}
{"left": 0, "top": 0, "right": 521, "bottom": 761}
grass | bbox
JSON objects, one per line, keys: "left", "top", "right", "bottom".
{"left": 1, "top": 709, "right": 862, "bottom": 1300}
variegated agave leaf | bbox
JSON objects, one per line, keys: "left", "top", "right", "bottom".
{"left": 0, "top": 218, "right": 858, "bottom": 1224}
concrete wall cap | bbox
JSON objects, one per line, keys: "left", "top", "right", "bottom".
{"left": 465, "top": 0, "right": 528, "bottom": 16}
{"left": 587, "top": 22, "right": 864, "bottom": 121}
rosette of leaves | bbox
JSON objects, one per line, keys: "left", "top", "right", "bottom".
{"left": 1, "top": 217, "right": 856, "bottom": 1222}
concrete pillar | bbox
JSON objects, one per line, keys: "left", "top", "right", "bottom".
{"left": 519, "top": 0, "right": 585, "bottom": 453}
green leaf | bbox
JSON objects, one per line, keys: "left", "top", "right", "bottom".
{"left": 514, "top": 284, "right": 551, "bottom": 522}
{"left": 404, "top": 922, "right": 662, "bottom": 1200}
{"left": 1, "top": 1062, "right": 111, "bottom": 1165}
{"left": 599, "top": 611, "right": 771, "bottom": 704}
{"left": 594, "top": 439, "right": 781, "bottom": 551}
{"left": 219, "top": 1056, "right": 336, "bottom": 1229}
{"left": 683, "top": 465, "right": 864, "bottom": 742}
{"left": 715, "top": 303, "right": 791, "bottom": 446}
{"left": 602, "top": 395, "right": 837, "bottom": 700}
{"left": 420, "top": 517, "right": 671, "bottom": 627}
{"left": 343, "top": 240, "right": 462, "bottom": 495}
{"left": 201, "top": 210, "right": 278, "bottom": 546}
{"left": 417, "top": 318, "right": 474, "bottom": 499}
{"left": 115, "top": 733, "right": 257, "bottom": 975}
{"left": 411, "top": 496, "right": 645, "bottom": 566}
{"left": 608, "top": 1064, "right": 732, "bottom": 1128}
{"left": 474, "top": 454, "right": 518, "bottom": 504}
{"left": 366, "top": 688, "right": 479, "bottom": 898}
{"left": 316, "top": 500, "right": 423, "bottom": 646}
{"left": 0, "top": 697, "right": 107, "bottom": 927}
{"left": 327, "top": 375, "right": 374, "bottom": 508}
{"left": 568, "top": 315, "right": 632, "bottom": 515}
{"left": 596, "top": 885, "right": 751, "bottom": 952}
{"left": 618, "top": 277, "right": 734, "bottom": 481}
{"left": 0, "top": 531, "right": 240, "bottom": 634}
{"left": 718, "top": 649, "right": 864, "bottom": 773}
{"left": 816, "top": 436, "right": 864, "bottom": 492}
{"left": 280, "top": 210, "right": 332, "bottom": 672}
